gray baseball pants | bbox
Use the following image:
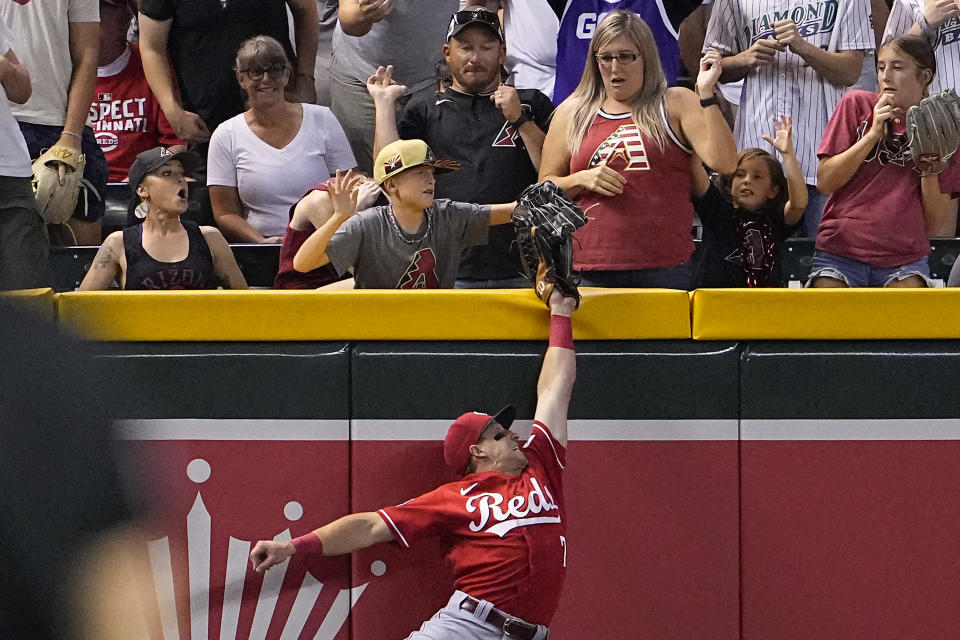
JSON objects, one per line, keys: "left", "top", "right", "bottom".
{"left": 404, "top": 591, "right": 549, "bottom": 640}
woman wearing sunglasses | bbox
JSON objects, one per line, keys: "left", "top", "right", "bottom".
{"left": 539, "top": 10, "right": 736, "bottom": 289}
{"left": 207, "top": 36, "right": 357, "bottom": 244}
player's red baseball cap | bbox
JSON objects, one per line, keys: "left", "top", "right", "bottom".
{"left": 444, "top": 405, "right": 516, "bottom": 476}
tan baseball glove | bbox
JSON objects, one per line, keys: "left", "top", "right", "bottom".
{"left": 31, "top": 144, "right": 86, "bottom": 224}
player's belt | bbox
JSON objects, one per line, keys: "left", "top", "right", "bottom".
{"left": 460, "top": 596, "right": 545, "bottom": 639}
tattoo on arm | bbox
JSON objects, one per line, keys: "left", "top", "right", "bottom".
{"left": 94, "top": 245, "right": 114, "bottom": 269}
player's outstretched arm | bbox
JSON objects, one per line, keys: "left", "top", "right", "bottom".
{"left": 533, "top": 291, "right": 577, "bottom": 448}
{"left": 250, "top": 511, "right": 394, "bottom": 574}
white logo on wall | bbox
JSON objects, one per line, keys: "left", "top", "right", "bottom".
{"left": 146, "top": 458, "right": 385, "bottom": 640}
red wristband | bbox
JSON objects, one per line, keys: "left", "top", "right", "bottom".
{"left": 549, "top": 315, "right": 574, "bottom": 350}
{"left": 291, "top": 532, "right": 324, "bottom": 556}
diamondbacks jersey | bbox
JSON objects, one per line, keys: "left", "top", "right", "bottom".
{"left": 378, "top": 422, "right": 567, "bottom": 626}
{"left": 570, "top": 106, "right": 695, "bottom": 270}
{"left": 704, "top": 0, "right": 874, "bottom": 184}
{"left": 398, "top": 87, "right": 554, "bottom": 280}
{"left": 92, "top": 45, "right": 183, "bottom": 182}
{"left": 324, "top": 199, "right": 490, "bottom": 289}
{"left": 882, "top": 0, "right": 960, "bottom": 94}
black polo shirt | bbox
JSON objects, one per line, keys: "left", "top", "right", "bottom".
{"left": 139, "top": 0, "right": 294, "bottom": 131}
{"left": 398, "top": 87, "right": 555, "bottom": 280}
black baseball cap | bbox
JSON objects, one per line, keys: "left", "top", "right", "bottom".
{"left": 128, "top": 147, "right": 199, "bottom": 193}
{"left": 446, "top": 8, "right": 504, "bottom": 42}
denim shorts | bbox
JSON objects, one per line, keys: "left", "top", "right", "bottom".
{"left": 806, "top": 250, "right": 934, "bottom": 287}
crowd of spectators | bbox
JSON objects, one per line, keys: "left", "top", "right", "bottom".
{"left": 1, "top": 0, "right": 959, "bottom": 292}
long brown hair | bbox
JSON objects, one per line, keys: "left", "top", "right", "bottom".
{"left": 564, "top": 11, "right": 668, "bottom": 152}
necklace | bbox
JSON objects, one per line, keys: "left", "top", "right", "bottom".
{"left": 387, "top": 204, "right": 431, "bottom": 245}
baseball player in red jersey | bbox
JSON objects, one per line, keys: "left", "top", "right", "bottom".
{"left": 250, "top": 290, "right": 577, "bottom": 639}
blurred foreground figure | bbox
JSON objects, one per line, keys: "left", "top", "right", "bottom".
{"left": 0, "top": 301, "right": 156, "bottom": 639}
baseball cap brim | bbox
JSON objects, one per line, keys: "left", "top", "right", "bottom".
{"left": 129, "top": 150, "right": 200, "bottom": 193}
{"left": 487, "top": 404, "right": 516, "bottom": 431}
{"left": 376, "top": 158, "right": 460, "bottom": 186}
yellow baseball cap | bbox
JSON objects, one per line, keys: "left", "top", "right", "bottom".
{"left": 374, "top": 139, "right": 460, "bottom": 185}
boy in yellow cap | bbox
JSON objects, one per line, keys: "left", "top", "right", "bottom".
{"left": 292, "top": 139, "right": 516, "bottom": 288}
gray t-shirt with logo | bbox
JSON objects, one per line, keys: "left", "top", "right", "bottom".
{"left": 331, "top": 0, "right": 458, "bottom": 94}
{"left": 326, "top": 199, "right": 490, "bottom": 289}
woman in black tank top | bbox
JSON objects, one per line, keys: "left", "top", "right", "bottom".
{"left": 79, "top": 148, "right": 247, "bottom": 291}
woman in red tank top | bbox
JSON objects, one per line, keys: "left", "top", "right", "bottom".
{"left": 540, "top": 10, "right": 736, "bottom": 289}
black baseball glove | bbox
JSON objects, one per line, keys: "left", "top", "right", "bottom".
{"left": 512, "top": 181, "right": 589, "bottom": 307}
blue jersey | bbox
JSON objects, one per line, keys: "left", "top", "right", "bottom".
{"left": 553, "top": 0, "right": 681, "bottom": 104}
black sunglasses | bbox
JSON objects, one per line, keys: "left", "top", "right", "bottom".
{"left": 447, "top": 9, "right": 503, "bottom": 37}
{"left": 239, "top": 64, "right": 287, "bottom": 80}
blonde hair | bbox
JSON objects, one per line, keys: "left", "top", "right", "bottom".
{"left": 565, "top": 11, "right": 668, "bottom": 152}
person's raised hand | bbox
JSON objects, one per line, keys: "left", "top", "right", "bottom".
{"left": 249, "top": 540, "right": 295, "bottom": 574}
{"left": 491, "top": 84, "right": 523, "bottom": 122}
{"left": 578, "top": 162, "right": 627, "bottom": 197}
{"left": 743, "top": 38, "right": 784, "bottom": 70}
{"left": 357, "top": 0, "right": 395, "bottom": 22}
{"left": 924, "top": 0, "right": 960, "bottom": 26}
{"left": 327, "top": 169, "right": 363, "bottom": 217}
{"left": 366, "top": 65, "right": 408, "bottom": 104}
{"left": 697, "top": 48, "right": 724, "bottom": 97}
{"left": 761, "top": 115, "right": 796, "bottom": 156}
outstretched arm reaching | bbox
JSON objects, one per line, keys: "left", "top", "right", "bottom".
{"left": 250, "top": 511, "right": 394, "bottom": 573}
{"left": 532, "top": 291, "right": 578, "bottom": 448}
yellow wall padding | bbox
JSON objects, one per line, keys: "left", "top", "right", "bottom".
{"left": 57, "top": 288, "right": 691, "bottom": 341}
{"left": 692, "top": 288, "right": 960, "bottom": 340}
{"left": 0, "top": 288, "right": 56, "bottom": 322}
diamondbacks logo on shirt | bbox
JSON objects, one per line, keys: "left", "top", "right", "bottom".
{"left": 464, "top": 477, "right": 561, "bottom": 537}
{"left": 747, "top": 0, "right": 839, "bottom": 43}
{"left": 588, "top": 124, "right": 650, "bottom": 171}
{"left": 492, "top": 121, "right": 520, "bottom": 147}
{"left": 397, "top": 248, "right": 439, "bottom": 289}
{"left": 857, "top": 119, "right": 909, "bottom": 167}
{"left": 938, "top": 15, "right": 960, "bottom": 46}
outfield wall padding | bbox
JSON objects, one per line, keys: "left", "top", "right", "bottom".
{"left": 10, "top": 290, "right": 959, "bottom": 638}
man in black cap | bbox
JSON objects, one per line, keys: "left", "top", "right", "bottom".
{"left": 250, "top": 288, "right": 578, "bottom": 640}
{"left": 366, "top": 7, "right": 555, "bottom": 288}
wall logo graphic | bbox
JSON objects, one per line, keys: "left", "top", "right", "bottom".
{"left": 147, "top": 458, "right": 381, "bottom": 640}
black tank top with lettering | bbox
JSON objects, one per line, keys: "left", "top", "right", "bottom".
{"left": 123, "top": 220, "right": 217, "bottom": 290}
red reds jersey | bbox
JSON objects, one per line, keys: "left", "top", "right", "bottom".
{"left": 570, "top": 107, "right": 695, "bottom": 271}
{"left": 92, "top": 44, "right": 183, "bottom": 182}
{"left": 378, "top": 422, "right": 567, "bottom": 626}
